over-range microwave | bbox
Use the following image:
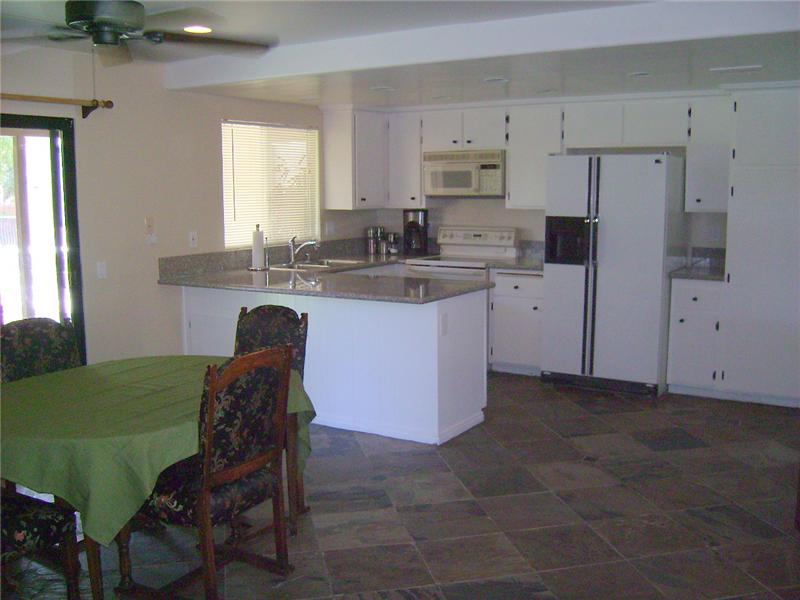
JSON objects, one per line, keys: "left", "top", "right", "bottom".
{"left": 422, "top": 149, "right": 506, "bottom": 198}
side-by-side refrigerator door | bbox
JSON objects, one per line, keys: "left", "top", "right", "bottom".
{"left": 542, "top": 156, "right": 592, "bottom": 377}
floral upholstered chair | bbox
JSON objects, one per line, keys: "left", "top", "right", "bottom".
{"left": 234, "top": 305, "right": 308, "bottom": 378}
{"left": 1, "top": 318, "right": 81, "bottom": 383}
{"left": 139, "top": 347, "right": 294, "bottom": 600}
{"left": 1, "top": 494, "right": 83, "bottom": 600}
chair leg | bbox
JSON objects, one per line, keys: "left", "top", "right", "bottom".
{"left": 198, "top": 510, "right": 219, "bottom": 600}
{"left": 62, "top": 524, "right": 82, "bottom": 600}
{"left": 271, "top": 478, "right": 289, "bottom": 570}
{"left": 84, "top": 536, "right": 104, "bottom": 600}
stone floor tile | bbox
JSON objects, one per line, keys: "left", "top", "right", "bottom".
{"left": 633, "top": 547, "right": 764, "bottom": 599}
{"left": 597, "top": 457, "right": 682, "bottom": 481}
{"left": 624, "top": 474, "right": 729, "bottom": 510}
{"left": 630, "top": 427, "right": 709, "bottom": 451}
{"left": 720, "top": 440, "right": 800, "bottom": 468}
{"left": 335, "top": 586, "right": 446, "bottom": 599}
{"left": 669, "top": 504, "right": 785, "bottom": 547}
{"left": 660, "top": 446, "right": 749, "bottom": 476}
{"left": 570, "top": 432, "right": 655, "bottom": 460}
{"left": 304, "top": 454, "right": 377, "bottom": 486}
{"left": 324, "top": 544, "right": 433, "bottom": 595}
{"left": 310, "top": 427, "right": 366, "bottom": 458}
{"left": 477, "top": 492, "right": 582, "bottom": 530}
{"left": 417, "top": 533, "right": 532, "bottom": 584}
{"left": 539, "top": 560, "right": 665, "bottom": 600}
{"left": 716, "top": 539, "right": 800, "bottom": 590}
{"left": 439, "top": 573, "right": 556, "bottom": 599}
{"left": 699, "top": 466, "right": 791, "bottom": 501}
{"left": 483, "top": 416, "right": 561, "bottom": 443}
{"left": 499, "top": 437, "right": 584, "bottom": 466}
{"left": 540, "top": 415, "right": 616, "bottom": 437}
{"left": 382, "top": 472, "right": 471, "bottom": 507}
{"left": 437, "top": 425, "right": 496, "bottom": 448}
{"left": 305, "top": 480, "right": 393, "bottom": 514}
{"left": 368, "top": 450, "right": 451, "bottom": 478}
{"left": 590, "top": 512, "right": 707, "bottom": 557}
{"left": 437, "top": 441, "right": 518, "bottom": 471}
{"left": 225, "top": 551, "right": 331, "bottom": 600}
{"left": 397, "top": 500, "right": 497, "bottom": 542}
{"left": 570, "top": 394, "right": 648, "bottom": 415}
{"left": 522, "top": 398, "right": 590, "bottom": 420}
{"left": 737, "top": 494, "right": 800, "bottom": 538}
{"left": 773, "top": 586, "right": 800, "bottom": 599}
{"left": 557, "top": 485, "right": 661, "bottom": 521}
{"left": 354, "top": 431, "right": 434, "bottom": 456}
{"left": 529, "top": 460, "right": 620, "bottom": 490}
{"left": 600, "top": 410, "right": 676, "bottom": 432}
{"left": 452, "top": 464, "right": 547, "bottom": 498}
{"left": 507, "top": 524, "right": 621, "bottom": 571}
{"left": 311, "top": 507, "right": 412, "bottom": 551}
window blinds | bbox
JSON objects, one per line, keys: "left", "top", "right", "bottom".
{"left": 222, "top": 121, "right": 320, "bottom": 248}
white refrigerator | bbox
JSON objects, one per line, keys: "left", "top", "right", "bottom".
{"left": 541, "top": 154, "right": 686, "bottom": 394}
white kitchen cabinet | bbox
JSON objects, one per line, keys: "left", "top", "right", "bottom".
{"left": 685, "top": 96, "right": 732, "bottom": 212}
{"left": 720, "top": 166, "right": 800, "bottom": 400}
{"left": 563, "top": 102, "right": 623, "bottom": 148}
{"left": 622, "top": 99, "right": 689, "bottom": 146}
{"left": 506, "top": 105, "right": 563, "bottom": 209}
{"left": 732, "top": 88, "right": 800, "bottom": 167}
{"left": 489, "top": 271, "right": 543, "bottom": 374}
{"left": 667, "top": 279, "right": 723, "bottom": 389}
{"left": 387, "top": 112, "right": 424, "bottom": 209}
{"left": 323, "top": 109, "right": 387, "bottom": 210}
{"left": 421, "top": 108, "right": 506, "bottom": 151}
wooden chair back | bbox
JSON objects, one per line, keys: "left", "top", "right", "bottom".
{"left": 234, "top": 305, "right": 308, "bottom": 378}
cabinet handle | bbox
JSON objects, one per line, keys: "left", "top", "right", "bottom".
{"left": 533, "top": 306, "right": 539, "bottom": 311}
{"left": 360, "top": 197, "right": 366, "bottom": 203}
{"left": 692, "top": 297, "right": 698, "bottom": 302}
{"left": 513, "top": 285, "right": 520, "bottom": 289}
{"left": 713, "top": 370, "right": 717, "bottom": 381}
{"left": 679, "top": 318, "right": 685, "bottom": 323}
{"left": 466, "top": 139, "right": 473, "bottom": 144}
{"left": 695, "top": 198, "right": 702, "bottom": 203}
{"left": 410, "top": 196, "right": 416, "bottom": 200}
{"left": 452, "top": 140, "right": 458, "bottom": 144}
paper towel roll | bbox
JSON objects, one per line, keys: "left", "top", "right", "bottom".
{"left": 252, "top": 225, "right": 265, "bottom": 269}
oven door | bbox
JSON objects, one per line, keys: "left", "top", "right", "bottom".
{"left": 423, "top": 163, "right": 480, "bottom": 196}
{"left": 406, "top": 263, "right": 488, "bottom": 281}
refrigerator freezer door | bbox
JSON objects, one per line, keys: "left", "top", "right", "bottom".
{"left": 545, "top": 155, "right": 592, "bottom": 217}
{"left": 542, "top": 262, "right": 587, "bottom": 376}
{"left": 591, "top": 155, "right": 668, "bottom": 384}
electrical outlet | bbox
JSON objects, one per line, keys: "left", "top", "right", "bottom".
{"left": 189, "top": 231, "right": 198, "bottom": 248}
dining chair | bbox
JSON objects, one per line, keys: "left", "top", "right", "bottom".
{"left": 139, "top": 347, "right": 294, "bottom": 599}
{"left": 234, "top": 305, "right": 308, "bottom": 378}
{"left": 1, "top": 317, "right": 81, "bottom": 383}
{"left": 1, "top": 493, "right": 95, "bottom": 600}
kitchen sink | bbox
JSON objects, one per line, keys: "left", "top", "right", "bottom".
{"left": 270, "top": 262, "right": 332, "bottom": 271}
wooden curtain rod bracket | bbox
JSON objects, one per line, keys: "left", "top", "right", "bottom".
{"left": 1, "top": 93, "right": 114, "bottom": 119}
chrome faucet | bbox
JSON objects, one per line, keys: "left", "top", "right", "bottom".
{"left": 288, "top": 236, "right": 319, "bottom": 265}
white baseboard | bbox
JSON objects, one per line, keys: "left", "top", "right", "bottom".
{"left": 490, "top": 362, "right": 541, "bottom": 376}
{"left": 437, "top": 411, "right": 485, "bottom": 444}
{"left": 668, "top": 385, "right": 799, "bottom": 409}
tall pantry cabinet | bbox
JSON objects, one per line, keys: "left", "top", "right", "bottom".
{"left": 722, "top": 88, "right": 800, "bottom": 402}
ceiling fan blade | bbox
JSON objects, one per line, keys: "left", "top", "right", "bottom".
{"left": 143, "top": 6, "right": 223, "bottom": 31}
{"left": 47, "top": 26, "right": 90, "bottom": 42}
{"left": 96, "top": 43, "right": 132, "bottom": 67}
{"left": 144, "top": 31, "right": 269, "bottom": 52}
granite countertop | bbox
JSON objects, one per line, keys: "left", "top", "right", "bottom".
{"left": 160, "top": 267, "right": 493, "bottom": 304}
{"left": 670, "top": 262, "right": 726, "bottom": 282}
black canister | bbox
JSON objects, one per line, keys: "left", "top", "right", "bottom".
{"left": 403, "top": 209, "right": 428, "bottom": 256}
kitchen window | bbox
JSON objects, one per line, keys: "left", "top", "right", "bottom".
{"left": 222, "top": 120, "right": 320, "bottom": 248}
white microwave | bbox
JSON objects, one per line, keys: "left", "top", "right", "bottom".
{"left": 423, "top": 149, "right": 506, "bottom": 197}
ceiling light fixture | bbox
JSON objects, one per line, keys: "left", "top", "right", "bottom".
{"left": 183, "top": 25, "right": 213, "bottom": 34}
{"left": 627, "top": 71, "right": 651, "bottom": 78}
{"left": 369, "top": 85, "right": 395, "bottom": 92}
{"left": 483, "top": 77, "right": 510, "bottom": 84}
{"left": 708, "top": 64, "right": 764, "bottom": 73}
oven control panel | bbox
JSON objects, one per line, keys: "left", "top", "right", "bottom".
{"left": 437, "top": 226, "right": 517, "bottom": 248}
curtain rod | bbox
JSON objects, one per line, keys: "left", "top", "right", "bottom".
{"left": 1, "top": 93, "right": 114, "bottom": 118}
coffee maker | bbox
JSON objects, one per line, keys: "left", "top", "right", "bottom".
{"left": 403, "top": 209, "right": 429, "bottom": 256}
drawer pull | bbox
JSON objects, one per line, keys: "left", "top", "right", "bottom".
{"left": 513, "top": 285, "right": 520, "bottom": 289}
{"left": 679, "top": 318, "right": 685, "bottom": 323}
{"left": 533, "top": 306, "right": 539, "bottom": 311}
{"left": 692, "top": 296, "right": 698, "bottom": 301}
{"left": 695, "top": 198, "right": 702, "bottom": 203}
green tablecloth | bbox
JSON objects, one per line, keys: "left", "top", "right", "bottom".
{"left": 0, "top": 355, "right": 315, "bottom": 546}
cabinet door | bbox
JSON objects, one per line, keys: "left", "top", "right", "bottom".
{"left": 387, "top": 112, "right": 423, "bottom": 209}
{"left": 686, "top": 96, "right": 731, "bottom": 212}
{"left": 421, "top": 110, "right": 463, "bottom": 151}
{"left": 462, "top": 107, "right": 507, "bottom": 149}
{"left": 491, "top": 295, "right": 541, "bottom": 367}
{"left": 667, "top": 309, "right": 719, "bottom": 389}
{"left": 623, "top": 99, "right": 689, "bottom": 146}
{"left": 506, "top": 105, "right": 562, "bottom": 209}
{"left": 354, "top": 111, "right": 387, "bottom": 208}
{"left": 563, "top": 102, "right": 623, "bottom": 148}
{"left": 322, "top": 110, "right": 355, "bottom": 210}
{"left": 733, "top": 89, "right": 800, "bottom": 166}
{"left": 721, "top": 166, "right": 800, "bottom": 398}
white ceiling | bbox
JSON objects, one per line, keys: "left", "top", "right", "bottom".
{"left": 2, "top": 1, "right": 798, "bottom": 108}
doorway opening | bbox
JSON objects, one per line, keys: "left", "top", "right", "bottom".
{"left": 1, "top": 114, "right": 85, "bottom": 362}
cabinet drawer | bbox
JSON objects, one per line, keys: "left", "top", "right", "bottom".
{"left": 672, "top": 280, "right": 722, "bottom": 312}
{"left": 493, "top": 273, "right": 543, "bottom": 298}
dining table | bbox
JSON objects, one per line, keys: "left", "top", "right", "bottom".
{"left": 1, "top": 354, "right": 315, "bottom": 596}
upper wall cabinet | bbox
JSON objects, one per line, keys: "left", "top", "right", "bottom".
{"left": 563, "top": 102, "right": 623, "bottom": 148}
{"left": 685, "top": 96, "right": 732, "bottom": 212}
{"left": 387, "top": 112, "right": 424, "bottom": 209}
{"left": 732, "top": 88, "right": 800, "bottom": 167}
{"left": 323, "top": 109, "right": 387, "bottom": 210}
{"left": 421, "top": 107, "right": 506, "bottom": 151}
{"left": 622, "top": 99, "right": 689, "bottom": 146}
{"left": 506, "top": 105, "right": 563, "bottom": 209}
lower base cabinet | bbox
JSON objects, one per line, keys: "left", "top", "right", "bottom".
{"left": 489, "top": 271, "right": 543, "bottom": 375}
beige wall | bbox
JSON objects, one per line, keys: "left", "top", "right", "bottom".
{"left": 2, "top": 46, "right": 321, "bottom": 362}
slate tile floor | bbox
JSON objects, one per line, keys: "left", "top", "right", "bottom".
{"left": 7, "top": 373, "right": 799, "bottom": 599}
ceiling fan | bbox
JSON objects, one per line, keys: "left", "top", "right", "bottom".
{"left": 12, "top": 0, "right": 270, "bottom": 64}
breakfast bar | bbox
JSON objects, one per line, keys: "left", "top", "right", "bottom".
{"left": 160, "top": 265, "right": 492, "bottom": 444}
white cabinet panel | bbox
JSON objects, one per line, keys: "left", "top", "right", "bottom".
{"left": 387, "top": 112, "right": 423, "bottom": 209}
{"left": 733, "top": 88, "right": 800, "bottom": 166}
{"left": 462, "top": 107, "right": 507, "bottom": 149}
{"left": 490, "top": 295, "right": 541, "bottom": 367}
{"left": 421, "top": 110, "right": 463, "bottom": 151}
{"left": 354, "top": 111, "right": 388, "bottom": 209}
{"left": 545, "top": 155, "right": 591, "bottom": 217}
{"left": 623, "top": 99, "right": 689, "bottom": 146}
{"left": 506, "top": 105, "right": 562, "bottom": 209}
{"left": 563, "top": 102, "right": 623, "bottom": 148}
{"left": 686, "top": 96, "right": 732, "bottom": 212}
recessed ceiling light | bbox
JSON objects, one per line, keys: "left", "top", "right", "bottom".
{"left": 627, "top": 71, "right": 652, "bottom": 78}
{"left": 369, "top": 85, "right": 395, "bottom": 92}
{"left": 483, "top": 77, "right": 510, "bottom": 84}
{"left": 708, "top": 64, "right": 764, "bottom": 73}
{"left": 183, "top": 25, "right": 212, "bottom": 34}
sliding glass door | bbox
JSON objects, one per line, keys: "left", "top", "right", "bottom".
{"left": 0, "top": 114, "right": 85, "bottom": 362}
